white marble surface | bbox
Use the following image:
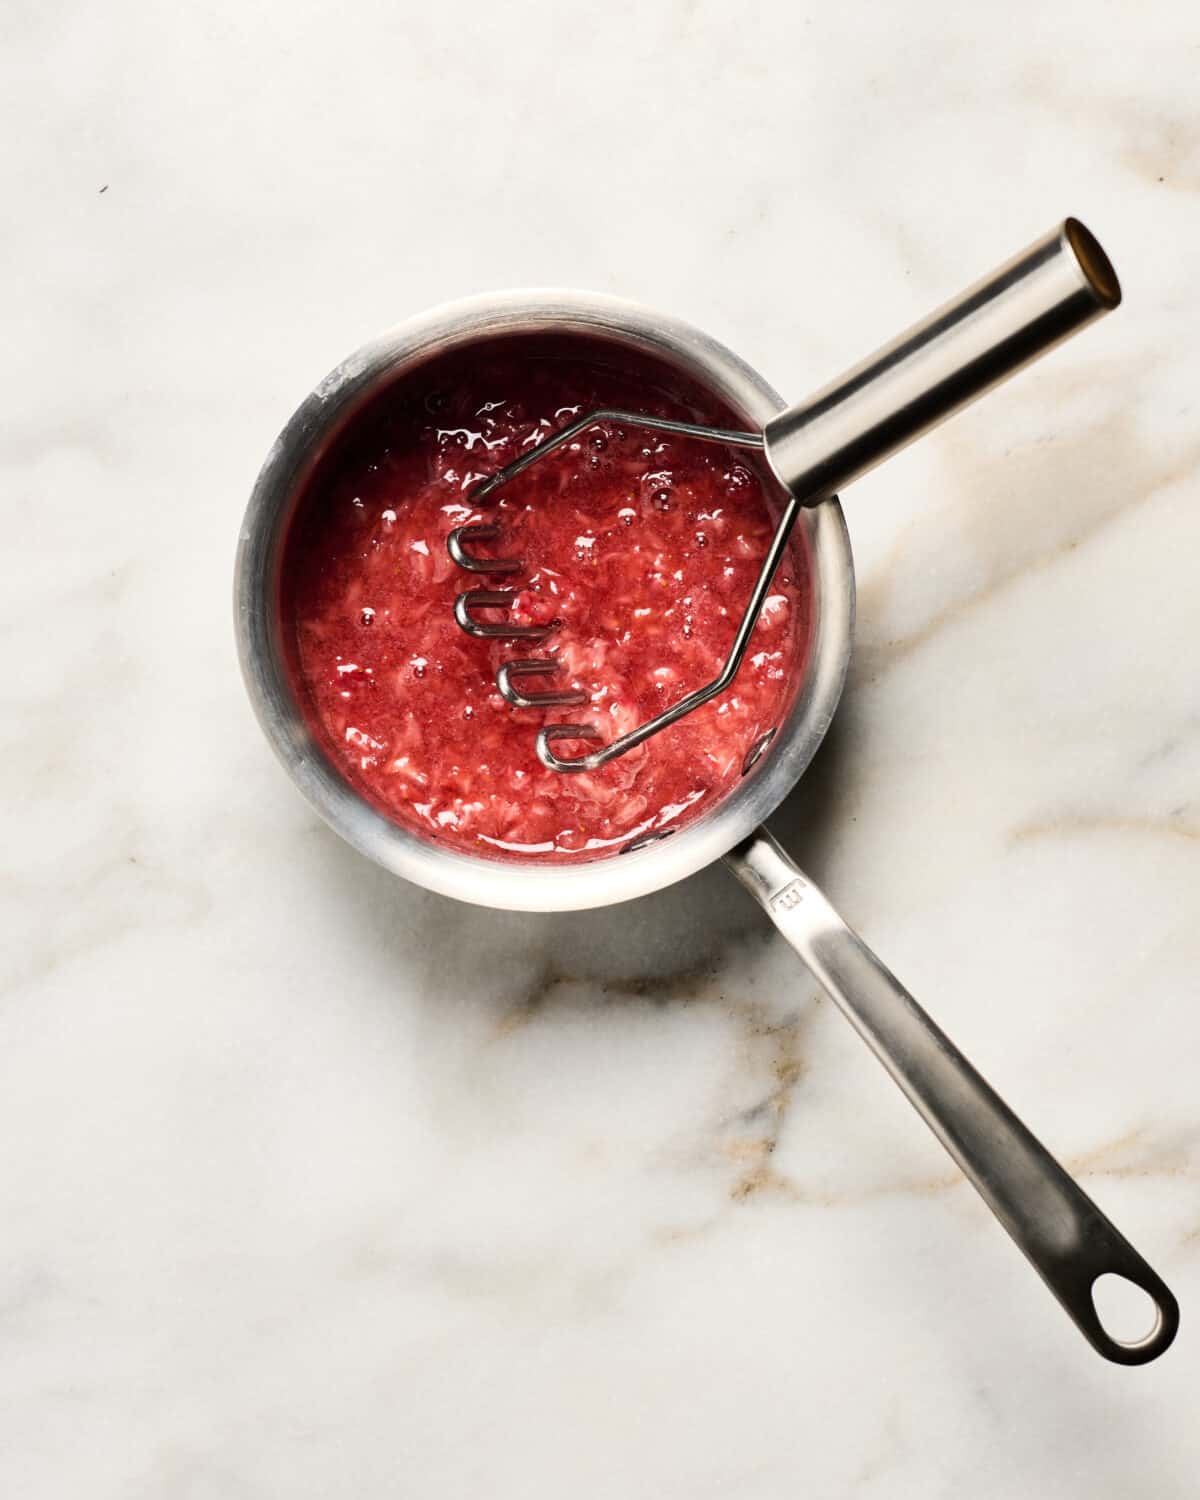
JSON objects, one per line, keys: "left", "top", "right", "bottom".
{"left": 4, "top": 2, "right": 1199, "bottom": 1494}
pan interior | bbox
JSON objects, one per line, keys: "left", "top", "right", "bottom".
{"left": 235, "top": 292, "right": 855, "bottom": 910}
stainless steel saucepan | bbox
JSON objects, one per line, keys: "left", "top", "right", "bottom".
{"left": 236, "top": 220, "right": 1179, "bottom": 1363}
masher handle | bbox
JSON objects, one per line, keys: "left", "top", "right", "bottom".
{"left": 763, "top": 218, "right": 1121, "bottom": 504}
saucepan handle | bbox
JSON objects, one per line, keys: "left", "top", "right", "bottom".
{"left": 725, "top": 827, "right": 1179, "bottom": 1364}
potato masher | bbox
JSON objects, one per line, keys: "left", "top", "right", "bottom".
{"left": 449, "top": 219, "right": 1120, "bottom": 773}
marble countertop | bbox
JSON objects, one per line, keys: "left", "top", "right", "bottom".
{"left": 5, "top": 2, "right": 1199, "bottom": 1494}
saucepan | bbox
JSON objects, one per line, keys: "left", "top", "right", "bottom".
{"left": 235, "top": 219, "right": 1178, "bottom": 1363}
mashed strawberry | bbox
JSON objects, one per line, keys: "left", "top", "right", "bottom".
{"left": 284, "top": 340, "right": 808, "bottom": 861}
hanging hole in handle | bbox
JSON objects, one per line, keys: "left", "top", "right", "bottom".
{"left": 1091, "top": 1273, "right": 1162, "bottom": 1347}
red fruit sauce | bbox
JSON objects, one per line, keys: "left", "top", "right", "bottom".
{"left": 283, "top": 338, "right": 810, "bottom": 862}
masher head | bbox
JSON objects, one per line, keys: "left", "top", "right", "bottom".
{"left": 449, "top": 408, "right": 796, "bottom": 773}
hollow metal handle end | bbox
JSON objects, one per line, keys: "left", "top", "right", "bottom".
{"left": 1062, "top": 216, "right": 1121, "bottom": 310}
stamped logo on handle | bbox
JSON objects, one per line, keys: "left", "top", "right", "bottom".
{"left": 770, "top": 879, "right": 808, "bottom": 914}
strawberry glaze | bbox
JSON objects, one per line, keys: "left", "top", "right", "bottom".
{"left": 283, "top": 339, "right": 809, "bottom": 861}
